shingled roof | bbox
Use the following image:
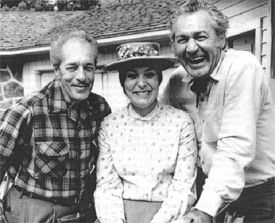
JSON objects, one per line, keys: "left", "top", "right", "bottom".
{"left": 0, "top": 0, "right": 184, "bottom": 52}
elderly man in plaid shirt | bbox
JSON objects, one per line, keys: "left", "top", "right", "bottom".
{"left": 0, "top": 30, "right": 111, "bottom": 223}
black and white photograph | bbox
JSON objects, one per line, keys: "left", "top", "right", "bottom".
{"left": 0, "top": 0, "right": 275, "bottom": 222}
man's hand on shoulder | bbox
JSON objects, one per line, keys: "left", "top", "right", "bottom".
{"left": 182, "top": 208, "right": 213, "bottom": 223}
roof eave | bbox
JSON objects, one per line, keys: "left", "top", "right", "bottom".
{"left": 0, "top": 30, "right": 171, "bottom": 56}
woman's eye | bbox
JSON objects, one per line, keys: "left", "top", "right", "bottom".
{"left": 145, "top": 72, "right": 156, "bottom": 78}
{"left": 126, "top": 73, "right": 137, "bottom": 79}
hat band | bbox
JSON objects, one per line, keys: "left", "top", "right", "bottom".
{"left": 117, "top": 44, "right": 159, "bottom": 60}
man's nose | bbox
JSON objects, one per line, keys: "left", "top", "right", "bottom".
{"left": 76, "top": 67, "right": 86, "bottom": 81}
{"left": 186, "top": 38, "right": 199, "bottom": 53}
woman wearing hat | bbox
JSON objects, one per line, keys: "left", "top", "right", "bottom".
{"left": 94, "top": 42, "right": 197, "bottom": 223}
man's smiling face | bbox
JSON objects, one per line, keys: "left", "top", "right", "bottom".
{"left": 173, "top": 10, "right": 225, "bottom": 79}
{"left": 55, "top": 38, "right": 95, "bottom": 103}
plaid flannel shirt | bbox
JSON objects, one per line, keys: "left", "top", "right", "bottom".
{"left": 0, "top": 78, "right": 111, "bottom": 199}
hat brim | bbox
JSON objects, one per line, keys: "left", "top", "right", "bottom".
{"left": 103, "top": 56, "right": 177, "bottom": 72}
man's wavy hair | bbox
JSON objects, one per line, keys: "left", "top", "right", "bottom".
{"left": 170, "top": 0, "right": 229, "bottom": 46}
{"left": 50, "top": 30, "right": 98, "bottom": 69}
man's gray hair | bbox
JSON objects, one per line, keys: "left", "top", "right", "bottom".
{"left": 50, "top": 30, "right": 98, "bottom": 69}
{"left": 170, "top": 0, "right": 229, "bottom": 43}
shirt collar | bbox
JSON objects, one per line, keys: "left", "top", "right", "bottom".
{"left": 209, "top": 50, "right": 226, "bottom": 81}
{"left": 128, "top": 101, "right": 161, "bottom": 121}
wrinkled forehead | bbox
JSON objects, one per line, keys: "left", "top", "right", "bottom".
{"left": 60, "top": 39, "right": 94, "bottom": 62}
{"left": 62, "top": 38, "right": 92, "bottom": 52}
{"left": 175, "top": 10, "right": 216, "bottom": 33}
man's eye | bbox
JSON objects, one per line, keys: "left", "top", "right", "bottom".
{"left": 66, "top": 67, "right": 77, "bottom": 72}
{"left": 85, "top": 66, "right": 95, "bottom": 72}
{"left": 197, "top": 36, "right": 207, "bottom": 41}
{"left": 177, "top": 37, "right": 188, "bottom": 44}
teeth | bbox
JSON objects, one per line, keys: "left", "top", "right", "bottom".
{"left": 189, "top": 57, "right": 205, "bottom": 63}
{"left": 135, "top": 91, "right": 150, "bottom": 94}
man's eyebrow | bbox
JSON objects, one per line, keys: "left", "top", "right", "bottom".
{"left": 86, "top": 62, "right": 95, "bottom": 66}
{"left": 65, "top": 62, "right": 95, "bottom": 66}
{"left": 176, "top": 31, "right": 207, "bottom": 37}
{"left": 194, "top": 31, "right": 208, "bottom": 35}
{"left": 175, "top": 33, "right": 188, "bottom": 38}
{"left": 66, "top": 62, "right": 78, "bottom": 66}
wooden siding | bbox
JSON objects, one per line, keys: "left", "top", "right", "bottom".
{"left": 23, "top": 59, "right": 53, "bottom": 96}
{"left": 214, "top": 0, "right": 272, "bottom": 77}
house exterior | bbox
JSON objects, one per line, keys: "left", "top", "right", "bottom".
{"left": 0, "top": 0, "right": 274, "bottom": 117}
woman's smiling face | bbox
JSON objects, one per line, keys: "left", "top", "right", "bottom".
{"left": 124, "top": 66, "right": 160, "bottom": 116}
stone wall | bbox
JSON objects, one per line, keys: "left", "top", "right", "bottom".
{"left": 0, "top": 59, "right": 24, "bottom": 120}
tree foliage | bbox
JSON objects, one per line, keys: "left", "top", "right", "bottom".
{"left": 0, "top": 0, "right": 101, "bottom": 11}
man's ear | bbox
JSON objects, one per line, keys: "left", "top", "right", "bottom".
{"left": 171, "top": 42, "right": 177, "bottom": 56}
{"left": 53, "top": 66, "right": 59, "bottom": 75}
{"left": 216, "top": 37, "right": 226, "bottom": 49}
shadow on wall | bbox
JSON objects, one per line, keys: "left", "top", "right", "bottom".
{"left": 270, "top": 79, "right": 275, "bottom": 103}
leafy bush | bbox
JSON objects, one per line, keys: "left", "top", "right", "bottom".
{"left": 0, "top": 0, "right": 101, "bottom": 11}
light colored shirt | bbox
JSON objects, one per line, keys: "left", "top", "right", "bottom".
{"left": 94, "top": 102, "right": 197, "bottom": 223}
{"left": 159, "top": 49, "right": 275, "bottom": 216}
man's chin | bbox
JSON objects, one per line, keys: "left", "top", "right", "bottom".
{"left": 187, "top": 69, "right": 209, "bottom": 79}
{"left": 72, "top": 93, "right": 90, "bottom": 102}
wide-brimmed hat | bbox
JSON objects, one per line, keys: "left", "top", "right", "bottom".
{"left": 103, "top": 42, "right": 177, "bottom": 71}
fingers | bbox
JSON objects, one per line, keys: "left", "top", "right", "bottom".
{"left": 181, "top": 209, "right": 213, "bottom": 223}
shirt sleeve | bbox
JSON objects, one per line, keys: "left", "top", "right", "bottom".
{"left": 195, "top": 52, "right": 269, "bottom": 216}
{"left": 0, "top": 104, "right": 30, "bottom": 182}
{"left": 150, "top": 113, "right": 197, "bottom": 223}
{"left": 94, "top": 120, "right": 125, "bottom": 223}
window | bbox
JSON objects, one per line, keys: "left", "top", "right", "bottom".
{"left": 227, "top": 30, "right": 255, "bottom": 54}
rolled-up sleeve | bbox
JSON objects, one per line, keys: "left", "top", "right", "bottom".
{"left": 196, "top": 53, "right": 267, "bottom": 216}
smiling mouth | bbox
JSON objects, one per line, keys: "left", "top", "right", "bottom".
{"left": 134, "top": 90, "right": 151, "bottom": 95}
{"left": 73, "top": 85, "right": 89, "bottom": 88}
{"left": 187, "top": 56, "right": 206, "bottom": 65}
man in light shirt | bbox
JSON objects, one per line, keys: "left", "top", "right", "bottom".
{"left": 160, "top": 0, "right": 275, "bottom": 222}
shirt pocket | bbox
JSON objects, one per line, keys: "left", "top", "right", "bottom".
{"left": 34, "top": 141, "right": 69, "bottom": 178}
{"left": 203, "top": 107, "right": 222, "bottom": 143}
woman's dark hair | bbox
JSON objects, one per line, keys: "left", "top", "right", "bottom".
{"left": 118, "top": 63, "right": 163, "bottom": 94}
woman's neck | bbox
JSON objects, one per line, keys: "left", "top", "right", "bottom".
{"left": 132, "top": 100, "right": 157, "bottom": 117}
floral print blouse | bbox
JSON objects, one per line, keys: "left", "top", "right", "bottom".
{"left": 94, "top": 102, "right": 197, "bottom": 223}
